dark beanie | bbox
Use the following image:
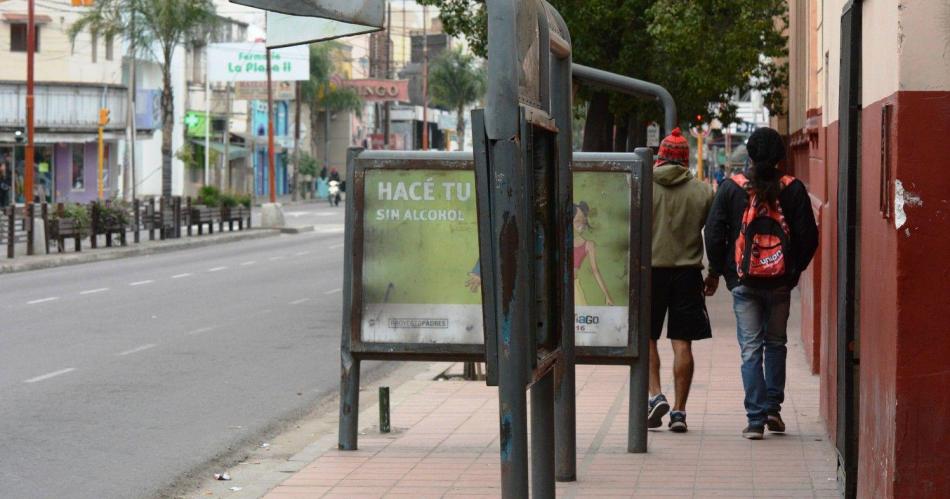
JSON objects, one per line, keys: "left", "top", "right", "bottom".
{"left": 746, "top": 127, "right": 786, "bottom": 167}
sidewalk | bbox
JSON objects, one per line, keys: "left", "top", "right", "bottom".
{"left": 263, "top": 291, "right": 839, "bottom": 498}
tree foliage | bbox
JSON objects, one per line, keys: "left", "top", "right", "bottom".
{"left": 417, "top": 0, "right": 787, "bottom": 149}
{"left": 301, "top": 42, "right": 364, "bottom": 162}
{"left": 429, "top": 47, "right": 486, "bottom": 150}
{"left": 70, "top": 0, "right": 219, "bottom": 196}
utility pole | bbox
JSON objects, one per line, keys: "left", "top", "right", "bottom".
{"left": 266, "top": 49, "right": 276, "bottom": 203}
{"left": 24, "top": 0, "right": 35, "bottom": 205}
{"left": 292, "top": 81, "right": 300, "bottom": 201}
{"left": 421, "top": 4, "right": 429, "bottom": 151}
{"left": 383, "top": 1, "right": 391, "bottom": 148}
{"left": 125, "top": 0, "right": 137, "bottom": 201}
{"left": 204, "top": 45, "right": 211, "bottom": 187}
{"left": 222, "top": 82, "right": 232, "bottom": 191}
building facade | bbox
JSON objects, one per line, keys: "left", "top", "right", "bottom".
{"left": 779, "top": 1, "right": 950, "bottom": 497}
{"left": 0, "top": 1, "right": 126, "bottom": 204}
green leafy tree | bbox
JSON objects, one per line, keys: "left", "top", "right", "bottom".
{"left": 417, "top": 0, "right": 787, "bottom": 151}
{"left": 70, "top": 0, "right": 219, "bottom": 197}
{"left": 429, "top": 47, "right": 486, "bottom": 151}
{"left": 301, "top": 43, "right": 364, "bottom": 164}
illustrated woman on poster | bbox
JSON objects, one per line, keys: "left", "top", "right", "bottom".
{"left": 574, "top": 202, "right": 614, "bottom": 306}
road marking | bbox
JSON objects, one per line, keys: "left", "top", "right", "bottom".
{"left": 24, "top": 368, "right": 75, "bottom": 383}
{"left": 129, "top": 280, "right": 154, "bottom": 286}
{"left": 328, "top": 243, "right": 344, "bottom": 250}
{"left": 239, "top": 261, "right": 256, "bottom": 266}
{"left": 324, "top": 288, "right": 342, "bottom": 295}
{"left": 27, "top": 297, "right": 59, "bottom": 305}
{"left": 268, "top": 256, "right": 286, "bottom": 261}
{"left": 186, "top": 326, "right": 217, "bottom": 335}
{"left": 290, "top": 298, "right": 311, "bottom": 305}
{"left": 80, "top": 288, "right": 109, "bottom": 295}
{"left": 208, "top": 266, "right": 227, "bottom": 272}
{"left": 294, "top": 251, "right": 311, "bottom": 256}
{"left": 117, "top": 343, "right": 157, "bottom": 356}
{"left": 171, "top": 273, "right": 192, "bottom": 279}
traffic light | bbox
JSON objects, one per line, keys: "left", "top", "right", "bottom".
{"left": 13, "top": 129, "right": 24, "bottom": 144}
{"left": 98, "top": 108, "right": 110, "bottom": 126}
{"left": 696, "top": 114, "right": 703, "bottom": 123}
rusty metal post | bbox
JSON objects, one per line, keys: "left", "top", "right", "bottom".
{"left": 546, "top": 4, "right": 577, "bottom": 483}
{"left": 628, "top": 147, "right": 654, "bottom": 453}
{"left": 531, "top": 370, "right": 556, "bottom": 498}
{"left": 338, "top": 148, "right": 363, "bottom": 450}
{"left": 483, "top": 2, "right": 529, "bottom": 496}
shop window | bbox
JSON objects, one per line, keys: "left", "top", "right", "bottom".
{"left": 10, "top": 23, "right": 41, "bottom": 53}
{"left": 71, "top": 144, "right": 85, "bottom": 190}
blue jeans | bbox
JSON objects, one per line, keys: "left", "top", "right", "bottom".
{"left": 731, "top": 285, "right": 791, "bottom": 425}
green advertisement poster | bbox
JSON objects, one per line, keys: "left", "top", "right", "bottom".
{"left": 572, "top": 171, "right": 631, "bottom": 348}
{"left": 361, "top": 169, "right": 483, "bottom": 344}
{"left": 360, "top": 167, "right": 632, "bottom": 349}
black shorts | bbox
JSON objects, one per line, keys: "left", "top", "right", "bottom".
{"left": 651, "top": 267, "right": 712, "bottom": 341}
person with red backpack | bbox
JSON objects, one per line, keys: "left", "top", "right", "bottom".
{"left": 704, "top": 127, "right": 818, "bottom": 440}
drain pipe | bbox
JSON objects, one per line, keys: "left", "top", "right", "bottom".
{"left": 572, "top": 63, "right": 677, "bottom": 135}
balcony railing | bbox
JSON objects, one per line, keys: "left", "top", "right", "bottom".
{"left": 0, "top": 81, "right": 128, "bottom": 131}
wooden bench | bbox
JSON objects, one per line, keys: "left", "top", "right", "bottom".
{"left": 188, "top": 204, "right": 216, "bottom": 235}
{"left": 90, "top": 202, "right": 128, "bottom": 249}
{"left": 49, "top": 214, "right": 82, "bottom": 254}
{"left": 219, "top": 205, "right": 250, "bottom": 232}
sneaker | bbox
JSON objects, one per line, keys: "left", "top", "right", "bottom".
{"left": 647, "top": 394, "right": 670, "bottom": 429}
{"left": 767, "top": 413, "right": 786, "bottom": 433}
{"left": 668, "top": 411, "right": 688, "bottom": 433}
{"left": 743, "top": 424, "right": 765, "bottom": 440}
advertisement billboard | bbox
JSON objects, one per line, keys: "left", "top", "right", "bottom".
{"left": 360, "top": 168, "right": 482, "bottom": 344}
{"left": 206, "top": 43, "right": 309, "bottom": 82}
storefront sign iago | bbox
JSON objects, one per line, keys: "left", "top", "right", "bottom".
{"left": 344, "top": 79, "right": 409, "bottom": 102}
{"left": 207, "top": 43, "right": 310, "bottom": 82}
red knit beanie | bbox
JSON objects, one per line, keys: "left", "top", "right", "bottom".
{"left": 654, "top": 127, "right": 690, "bottom": 167}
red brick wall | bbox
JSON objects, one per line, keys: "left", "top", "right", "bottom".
{"left": 856, "top": 95, "right": 900, "bottom": 499}
{"left": 889, "top": 91, "right": 950, "bottom": 498}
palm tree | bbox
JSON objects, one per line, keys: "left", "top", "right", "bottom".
{"left": 429, "top": 47, "right": 486, "bottom": 151}
{"left": 70, "top": 0, "right": 218, "bottom": 198}
{"left": 301, "top": 43, "right": 363, "bottom": 168}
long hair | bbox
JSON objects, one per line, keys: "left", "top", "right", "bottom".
{"left": 573, "top": 202, "right": 592, "bottom": 231}
{"left": 745, "top": 128, "right": 786, "bottom": 204}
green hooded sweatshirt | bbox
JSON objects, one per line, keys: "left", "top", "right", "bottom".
{"left": 652, "top": 163, "right": 714, "bottom": 268}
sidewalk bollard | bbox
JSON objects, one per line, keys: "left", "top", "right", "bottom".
{"left": 379, "top": 387, "right": 390, "bottom": 433}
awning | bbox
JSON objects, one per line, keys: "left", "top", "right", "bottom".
{"left": 190, "top": 140, "right": 249, "bottom": 161}
{"left": 3, "top": 13, "right": 53, "bottom": 24}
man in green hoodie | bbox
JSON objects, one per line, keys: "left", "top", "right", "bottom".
{"left": 648, "top": 127, "right": 715, "bottom": 433}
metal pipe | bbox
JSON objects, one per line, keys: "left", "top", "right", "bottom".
{"left": 546, "top": 1, "right": 577, "bottom": 483}
{"left": 266, "top": 49, "right": 276, "bottom": 203}
{"left": 628, "top": 146, "right": 654, "bottom": 453}
{"left": 24, "top": 0, "right": 35, "bottom": 205}
{"left": 338, "top": 149, "right": 362, "bottom": 450}
{"left": 572, "top": 63, "right": 677, "bottom": 135}
{"left": 379, "top": 386, "right": 390, "bottom": 433}
{"left": 531, "top": 371, "right": 556, "bottom": 498}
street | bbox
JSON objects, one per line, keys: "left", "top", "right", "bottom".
{"left": 0, "top": 205, "right": 371, "bottom": 499}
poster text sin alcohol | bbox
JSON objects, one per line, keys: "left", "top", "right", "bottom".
{"left": 374, "top": 179, "right": 472, "bottom": 222}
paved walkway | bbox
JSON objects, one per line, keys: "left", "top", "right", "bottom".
{"left": 265, "top": 291, "right": 839, "bottom": 498}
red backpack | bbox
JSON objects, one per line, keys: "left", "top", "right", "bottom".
{"left": 733, "top": 173, "right": 795, "bottom": 281}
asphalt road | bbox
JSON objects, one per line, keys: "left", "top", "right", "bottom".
{"left": 0, "top": 204, "right": 372, "bottom": 498}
